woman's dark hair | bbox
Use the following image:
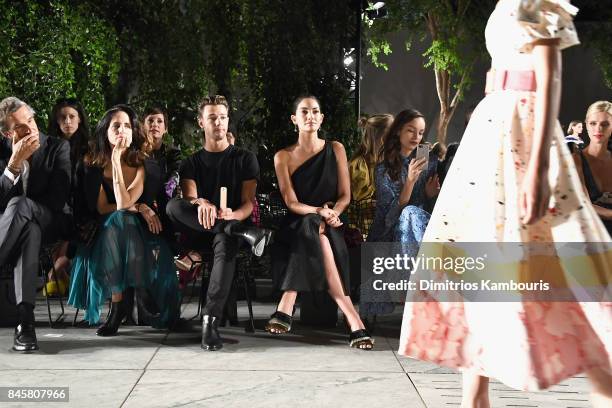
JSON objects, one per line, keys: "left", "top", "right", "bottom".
{"left": 142, "top": 106, "right": 169, "bottom": 148}
{"left": 567, "top": 120, "right": 582, "bottom": 135}
{"left": 293, "top": 95, "right": 322, "bottom": 113}
{"left": 47, "top": 98, "right": 90, "bottom": 164}
{"left": 143, "top": 106, "right": 169, "bottom": 130}
{"left": 86, "top": 104, "right": 148, "bottom": 168}
{"left": 381, "top": 109, "right": 426, "bottom": 181}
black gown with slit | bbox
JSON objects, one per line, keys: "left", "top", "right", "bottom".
{"left": 271, "top": 141, "right": 350, "bottom": 313}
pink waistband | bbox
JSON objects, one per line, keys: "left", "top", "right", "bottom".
{"left": 485, "top": 69, "right": 537, "bottom": 94}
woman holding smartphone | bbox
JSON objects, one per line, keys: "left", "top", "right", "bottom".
{"left": 367, "top": 109, "right": 440, "bottom": 244}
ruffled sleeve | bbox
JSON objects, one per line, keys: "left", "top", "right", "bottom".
{"left": 514, "top": 0, "right": 580, "bottom": 53}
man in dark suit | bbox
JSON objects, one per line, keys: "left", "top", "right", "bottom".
{"left": 0, "top": 97, "right": 71, "bottom": 351}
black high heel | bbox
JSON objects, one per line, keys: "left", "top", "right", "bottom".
{"left": 265, "top": 305, "right": 296, "bottom": 334}
{"left": 96, "top": 301, "right": 127, "bottom": 336}
{"left": 343, "top": 316, "right": 374, "bottom": 350}
{"left": 349, "top": 329, "right": 375, "bottom": 350}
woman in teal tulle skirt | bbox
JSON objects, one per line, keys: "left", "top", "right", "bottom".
{"left": 68, "top": 104, "right": 180, "bottom": 335}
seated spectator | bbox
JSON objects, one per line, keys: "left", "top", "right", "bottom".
{"left": 166, "top": 95, "right": 271, "bottom": 351}
{"left": 0, "top": 97, "right": 71, "bottom": 351}
{"left": 348, "top": 114, "right": 393, "bottom": 202}
{"left": 44, "top": 97, "right": 91, "bottom": 296}
{"left": 266, "top": 95, "right": 374, "bottom": 350}
{"left": 141, "top": 106, "right": 180, "bottom": 240}
{"left": 573, "top": 101, "right": 612, "bottom": 234}
{"left": 68, "top": 105, "right": 180, "bottom": 336}
{"left": 363, "top": 109, "right": 439, "bottom": 317}
{"left": 565, "top": 120, "right": 584, "bottom": 153}
{"left": 368, "top": 109, "right": 440, "bottom": 244}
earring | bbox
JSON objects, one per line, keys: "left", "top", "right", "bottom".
{"left": 294, "top": 124, "right": 298, "bottom": 132}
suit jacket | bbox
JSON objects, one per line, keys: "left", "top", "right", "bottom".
{"left": 0, "top": 133, "right": 71, "bottom": 214}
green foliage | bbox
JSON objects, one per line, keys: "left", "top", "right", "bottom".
{"left": 233, "top": 0, "right": 358, "bottom": 182}
{"left": 580, "top": 22, "right": 612, "bottom": 90}
{"left": 0, "top": 0, "right": 119, "bottom": 128}
{"left": 366, "top": 39, "right": 393, "bottom": 70}
{"left": 1, "top": 0, "right": 359, "bottom": 186}
{"left": 365, "top": 0, "right": 493, "bottom": 96}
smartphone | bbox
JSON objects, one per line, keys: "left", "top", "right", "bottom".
{"left": 415, "top": 144, "right": 430, "bottom": 164}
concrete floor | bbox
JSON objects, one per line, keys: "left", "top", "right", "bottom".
{"left": 0, "top": 297, "right": 593, "bottom": 408}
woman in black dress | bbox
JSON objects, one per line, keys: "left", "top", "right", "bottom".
{"left": 68, "top": 105, "right": 180, "bottom": 335}
{"left": 573, "top": 100, "right": 612, "bottom": 234}
{"left": 44, "top": 98, "right": 91, "bottom": 295}
{"left": 266, "top": 96, "right": 373, "bottom": 349}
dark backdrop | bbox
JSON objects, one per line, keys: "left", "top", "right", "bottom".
{"left": 360, "top": 29, "right": 612, "bottom": 144}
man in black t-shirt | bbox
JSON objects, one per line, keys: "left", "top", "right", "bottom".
{"left": 167, "top": 95, "right": 270, "bottom": 351}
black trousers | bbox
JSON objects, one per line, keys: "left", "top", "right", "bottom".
{"left": 166, "top": 198, "right": 241, "bottom": 318}
{"left": 0, "top": 196, "right": 61, "bottom": 306}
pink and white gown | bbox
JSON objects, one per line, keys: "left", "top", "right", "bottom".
{"left": 398, "top": 0, "right": 612, "bottom": 391}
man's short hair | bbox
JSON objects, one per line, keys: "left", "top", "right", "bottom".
{"left": 197, "top": 95, "right": 229, "bottom": 118}
{"left": 0, "top": 97, "right": 35, "bottom": 134}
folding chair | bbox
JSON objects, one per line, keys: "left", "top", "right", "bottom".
{"left": 39, "top": 244, "right": 66, "bottom": 326}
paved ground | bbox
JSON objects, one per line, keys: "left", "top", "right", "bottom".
{"left": 0, "top": 296, "right": 593, "bottom": 407}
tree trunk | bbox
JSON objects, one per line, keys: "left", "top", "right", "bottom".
{"left": 426, "top": 10, "right": 470, "bottom": 151}
{"left": 433, "top": 67, "right": 470, "bottom": 149}
{"left": 437, "top": 109, "right": 452, "bottom": 148}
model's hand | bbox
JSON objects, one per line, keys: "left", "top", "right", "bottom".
{"left": 139, "top": 203, "right": 162, "bottom": 234}
{"left": 519, "top": 166, "right": 551, "bottom": 225}
{"left": 192, "top": 198, "right": 217, "bottom": 229}
{"left": 9, "top": 134, "right": 39, "bottom": 170}
{"left": 407, "top": 157, "right": 427, "bottom": 184}
{"left": 425, "top": 174, "right": 441, "bottom": 199}
{"left": 218, "top": 207, "right": 236, "bottom": 221}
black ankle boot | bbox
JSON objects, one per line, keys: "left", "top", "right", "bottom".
{"left": 201, "top": 315, "right": 223, "bottom": 351}
{"left": 136, "top": 288, "right": 161, "bottom": 325}
{"left": 96, "top": 301, "right": 126, "bottom": 336}
{"left": 13, "top": 303, "right": 38, "bottom": 352}
{"left": 123, "top": 288, "right": 137, "bottom": 326}
{"left": 229, "top": 225, "right": 272, "bottom": 257}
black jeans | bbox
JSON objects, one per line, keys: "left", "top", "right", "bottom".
{"left": 166, "top": 198, "right": 241, "bottom": 318}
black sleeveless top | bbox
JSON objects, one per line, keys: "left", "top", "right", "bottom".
{"left": 80, "top": 159, "right": 161, "bottom": 217}
{"left": 579, "top": 151, "right": 610, "bottom": 206}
